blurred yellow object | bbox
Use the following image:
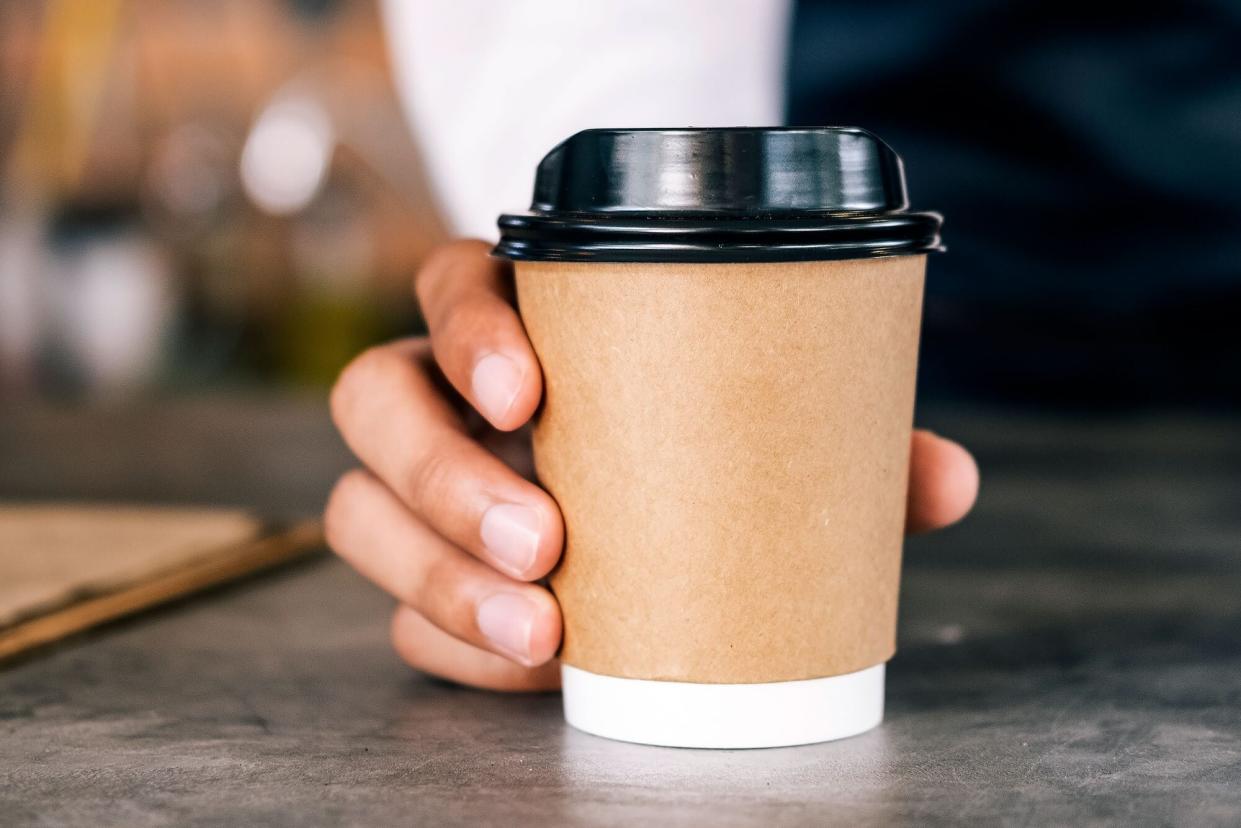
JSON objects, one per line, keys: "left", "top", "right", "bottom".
{"left": 4, "top": 0, "right": 124, "bottom": 198}
{"left": 273, "top": 289, "right": 399, "bottom": 387}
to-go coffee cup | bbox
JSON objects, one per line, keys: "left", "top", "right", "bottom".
{"left": 495, "top": 128, "right": 943, "bottom": 748}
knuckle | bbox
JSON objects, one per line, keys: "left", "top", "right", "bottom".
{"left": 330, "top": 345, "right": 391, "bottom": 427}
{"left": 390, "top": 607, "right": 462, "bottom": 681}
{"left": 412, "top": 260, "right": 435, "bottom": 310}
{"left": 407, "top": 551, "right": 453, "bottom": 615}
{"left": 389, "top": 609, "right": 414, "bottom": 657}
{"left": 414, "top": 241, "right": 478, "bottom": 309}
{"left": 419, "top": 251, "right": 507, "bottom": 336}
{"left": 433, "top": 295, "right": 481, "bottom": 347}
{"left": 390, "top": 608, "right": 430, "bottom": 670}
{"left": 406, "top": 448, "right": 458, "bottom": 523}
{"left": 323, "top": 469, "right": 369, "bottom": 553}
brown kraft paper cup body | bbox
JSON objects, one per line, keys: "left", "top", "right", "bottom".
{"left": 516, "top": 255, "right": 926, "bottom": 685}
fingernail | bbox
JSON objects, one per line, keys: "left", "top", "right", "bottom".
{"left": 480, "top": 503, "right": 541, "bottom": 578}
{"left": 476, "top": 592, "right": 537, "bottom": 664}
{"left": 472, "top": 352, "right": 523, "bottom": 424}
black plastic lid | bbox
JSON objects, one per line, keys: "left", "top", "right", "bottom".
{"left": 494, "top": 127, "right": 943, "bottom": 263}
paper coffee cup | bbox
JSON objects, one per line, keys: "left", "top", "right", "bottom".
{"left": 496, "top": 128, "right": 943, "bottom": 748}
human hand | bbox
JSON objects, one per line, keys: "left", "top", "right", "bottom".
{"left": 325, "top": 240, "right": 980, "bottom": 692}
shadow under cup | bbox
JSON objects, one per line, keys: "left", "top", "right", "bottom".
{"left": 496, "top": 127, "right": 943, "bottom": 748}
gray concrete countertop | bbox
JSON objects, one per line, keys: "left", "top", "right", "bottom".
{"left": 1, "top": 395, "right": 1239, "bottom": 825}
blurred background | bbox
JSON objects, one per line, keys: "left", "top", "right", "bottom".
{"left": 2, "top": 0, "right": 1239, "bottom": 412}
{"left": 0, "top": 0, "right": 442, "bottom": 402}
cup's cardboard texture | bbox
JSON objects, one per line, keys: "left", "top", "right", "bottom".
{"left": 516, "top": 255, "right": 926, "bottom": 684}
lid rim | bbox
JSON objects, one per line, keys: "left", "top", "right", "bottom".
{"left": 494, "top": 247, "right": 942, "bottom": 263}
{"left": 495, "top": 210, "right": 942, "bottom": 263}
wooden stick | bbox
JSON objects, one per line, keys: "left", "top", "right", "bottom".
{"left": 0, "top": 520, "right": 324, "bottom": 664}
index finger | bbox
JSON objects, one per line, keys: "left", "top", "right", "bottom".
{"left": 414, "top": 240, "right": 542, "bottom": 432}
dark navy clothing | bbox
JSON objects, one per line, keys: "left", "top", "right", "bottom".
{"left": 788, "top": 0, "right": 1241, "bottom": 405}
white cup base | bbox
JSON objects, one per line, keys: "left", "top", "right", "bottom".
{"left": 560, "top": 663, "right": 885, "bottom": 749}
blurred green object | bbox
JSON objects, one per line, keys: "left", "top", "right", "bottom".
{"left": 271, "top": 287, "right": 415, "bottom": 388}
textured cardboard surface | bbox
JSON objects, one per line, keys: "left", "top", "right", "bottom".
{"left": 0, "top": 504, "right": 322, "bottom": 663}
{"left": 0, "top": 505, "right": 261, "bottom": 629}
{"left": 517, "top": 256, "right": 926, "bottom": 684}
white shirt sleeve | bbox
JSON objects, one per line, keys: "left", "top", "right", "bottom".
{"left": 380, "top": 0, "right": 793, "bottom": 241}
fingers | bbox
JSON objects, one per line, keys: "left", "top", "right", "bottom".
{"left": 906, "top": 430, "right": 980, "bottom": 534}
{"left": 330, "top": 338, "right": 563, "bottom": 581}
{"left": 390, "top": 606, "right": 562, "bottom": 693}
{"left": 325, "top": 468, "right": 562, "bottom": 667}
{"left": 414, "top": 240, "right": 542, "bottom": 432}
